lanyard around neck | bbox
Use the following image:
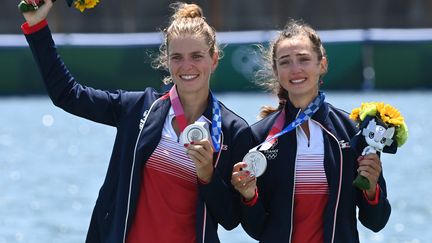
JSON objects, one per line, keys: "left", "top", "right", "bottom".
{"left": 169, "top": 85, "right": 222, "bottom": 152}
{"left": 258, "top": 92, "right": 325, "bottom": 151}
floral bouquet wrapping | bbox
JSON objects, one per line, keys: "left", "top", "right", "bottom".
{"left": 19, "top": 0, "right": 100, "bottom": 12}
{"left": 349, "top": 102, "right": 408, "bottom": 190}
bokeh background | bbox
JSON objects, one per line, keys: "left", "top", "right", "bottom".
{"left": 4, "top": 0, "right": 432, "bottom": 32}
{"left": 1, "top": 0, "right": 432, "bottom": 95}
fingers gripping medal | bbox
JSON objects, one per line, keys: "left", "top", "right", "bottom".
{"left": 180, "top": 122, "right": 209, "bottom": 144}
{"left": 243, "top": 150, "right": 267, "bottom": 177}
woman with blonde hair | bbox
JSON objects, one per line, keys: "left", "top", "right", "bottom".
{"left": 20, "top": 1, "right": 251, "bottom": 242}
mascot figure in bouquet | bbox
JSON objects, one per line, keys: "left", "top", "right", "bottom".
{"left": 350, "top": 102, "right": 408, "bottom": 190}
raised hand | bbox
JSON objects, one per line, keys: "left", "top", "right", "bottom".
{"left": 21, "top": 0, "right": 53, "bottom": 26}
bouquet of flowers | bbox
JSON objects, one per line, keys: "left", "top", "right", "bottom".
{"left": 349, "top": 102, "right": 408, "bottom": 190}
{"left": 19, "top": 0, "right": 100, "bottom": 13}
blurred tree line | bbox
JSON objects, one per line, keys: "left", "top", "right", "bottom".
{"left": 3, "top": 0, "right": 432, "bottom": 33}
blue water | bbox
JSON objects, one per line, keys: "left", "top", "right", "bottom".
{"left": 1, "top": 91, "right": 431, "bottom": 243}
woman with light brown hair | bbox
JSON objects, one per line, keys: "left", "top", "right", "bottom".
{"left": 20, "top": 1, "right": 251, "bottom": 242}
{"left": 231, "top": 19, "right": 391, "bottom": 243}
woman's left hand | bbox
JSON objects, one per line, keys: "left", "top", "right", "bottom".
{"left": 185, "top": 139, "right": 214, "bottom": 183}
{"left": 357, "top": 153, "right": 382, "bottom": 199}
{"left": 22, "top": 0, "right": 53, "bottom": 26}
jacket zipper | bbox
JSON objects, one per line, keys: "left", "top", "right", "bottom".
{"left": 288, "top": 109, "right": 302, "bottom": 243}
{"left": 122, "top": 97, "right": 164, "bottom": 243}
{"left": 312, "top": 119, "right": 343, "bottom": 243}
{"left": 288, "top": 151, "right": 298, "bottom": 243}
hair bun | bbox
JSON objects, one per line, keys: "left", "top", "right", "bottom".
{"left": 172, "top": 3, "right": 204, "bottom": 19}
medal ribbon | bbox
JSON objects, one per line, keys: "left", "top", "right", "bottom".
{"left": 256, "top": 92, "right": 325, "bottom": 151}
{"left": 169, "top": 85, "right": 188, "bottom": 132}
{"left": 169, "top": 85, "right": 222, "bottom": 152}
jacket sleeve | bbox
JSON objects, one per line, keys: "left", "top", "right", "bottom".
{"left": 198, "top": 123, "right": 252, "bottom": 230}
{"left": 240, "top": 197, "right": 268, "bottom": 240}
{"left": 356, "top": 170, "right": 391, "bottom": 232}
{"left": 24, "top": 25, "right": 124, "bottom": 127}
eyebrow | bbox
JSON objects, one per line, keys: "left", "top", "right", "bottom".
{"left": 277, "top": 52, "right": 310, "bottom": 60}
{"left": 169, "top": 50, "right": 208, "bottom": 57}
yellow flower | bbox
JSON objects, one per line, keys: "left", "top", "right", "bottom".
{"left": 74, "top": 0, "right": 100, "bottom": 12}
{"left": 378, "top": 104, "right": 405, "bottom": 126}
{"left": 349, "top": 107, "right": 360, "bottom": 121}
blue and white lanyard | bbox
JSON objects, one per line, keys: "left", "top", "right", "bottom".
{"left": 210, "top": 93, "right": 222, "bottom": 152}
{"left": 256, "top": 92, "right": 325, "bottom": 151}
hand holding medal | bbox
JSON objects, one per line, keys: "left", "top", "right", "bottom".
{"left": 180, "top": 122, "right": 214, "bottom": 184}
{"left": 231, "top": 162, "right": 257, "bottom": 201}
{"left": 169, "top": 85, "right": 222, "bottom": 183}
{"left": 179, "top": 122, "right": 214, "bottom": 183}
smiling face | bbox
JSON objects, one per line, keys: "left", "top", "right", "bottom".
{"left": 273, "top": 35, "right": 327, "bottom": 103}
{"left": 167, "top": 36, "right": 218, "bottom": 96}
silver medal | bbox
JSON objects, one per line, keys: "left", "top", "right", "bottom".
{"left": 243, "top": 150, "right": 267, "bottom": 177}
{"left": 180, "top": 122, "right": 209, "bottom": 144}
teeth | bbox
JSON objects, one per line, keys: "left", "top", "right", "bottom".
{"left": 181, "top": 75, "right": 198, "bottom": 80}
{"left": 291, "top": 79, "right": 305, "bottom": 84}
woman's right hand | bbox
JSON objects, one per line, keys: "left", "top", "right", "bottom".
{"left": 22, "top": 0, "right": 53, "bottom": 26}
{"left": 231, "top": 162, "right": 257, "bottom": 201}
